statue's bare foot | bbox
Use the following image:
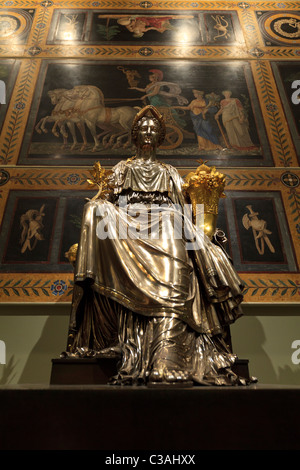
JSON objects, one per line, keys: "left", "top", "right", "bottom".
{"left": 164, "top": 369, "right": 190, "bottom": 383}
{"left": 149, "top": 367, "right": 192, "bottom": 385}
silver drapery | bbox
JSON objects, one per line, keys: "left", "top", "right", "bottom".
{"left": 66, "top": 157, "right": 249, "bottom": 385}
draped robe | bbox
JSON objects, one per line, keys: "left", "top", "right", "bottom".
{"left": 66, "top": 157, "right": 248, "bottom": 385}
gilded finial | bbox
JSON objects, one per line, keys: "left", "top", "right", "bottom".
{"left": 65, "top": 243, "right": 78, "bottom": 267}
{"left": 183, "top": 162, "right": 226, "bottom": 239}
{"left": 87, "top": 161, "right": 112, "bottom": 201}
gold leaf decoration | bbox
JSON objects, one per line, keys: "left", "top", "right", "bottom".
{"left": 183, "top": 160, "right": 226, "bottom": 216}
{"left": 87, "top": 161, "right": 112, "bottom": 201}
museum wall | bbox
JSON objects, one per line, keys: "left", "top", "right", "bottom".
{"left": 0, "top": 0, "right": 299, "bottom": 385}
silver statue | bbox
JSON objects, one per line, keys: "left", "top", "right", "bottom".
{"left": 64, "top": 105, "right": 252, "bottom": 386}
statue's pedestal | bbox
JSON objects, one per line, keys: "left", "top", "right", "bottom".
{"left": 50, "top": 357, "right": 250, "bottom": 385}
{"left": 2, "top": 383, "right": 300, "bottom": 450}
{"left": 50, "top": 357, "right": 119, "bottom": 385}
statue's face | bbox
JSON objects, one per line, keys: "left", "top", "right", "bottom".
{"left": 137, "top": 117, "right": 160, "bottom": 149}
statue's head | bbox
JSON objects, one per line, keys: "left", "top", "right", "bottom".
{"left": 131, "top": 105, "right": 166, "bottom": 149}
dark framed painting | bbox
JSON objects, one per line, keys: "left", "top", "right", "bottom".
{"left": 19, "top": 59, "right": 271, "bottom": 168}
{"left": 0, "top": 189, "right": 94, "bottom": 273}
{"left": 47, "top": 9, "right": 245, "bottom": 46}
{"left": 229, "top": 192, "right": 297, "bottom": 272}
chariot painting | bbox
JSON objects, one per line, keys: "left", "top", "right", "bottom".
{"left": 20, "top": 60, "right": 271, "bottom": 167}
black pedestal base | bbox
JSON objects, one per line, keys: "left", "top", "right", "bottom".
{"left": 1, "top": 383, "right": 300, "bottom": 450}
{"left": 50, "top": 357, "right": 119, "bottom": 385}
